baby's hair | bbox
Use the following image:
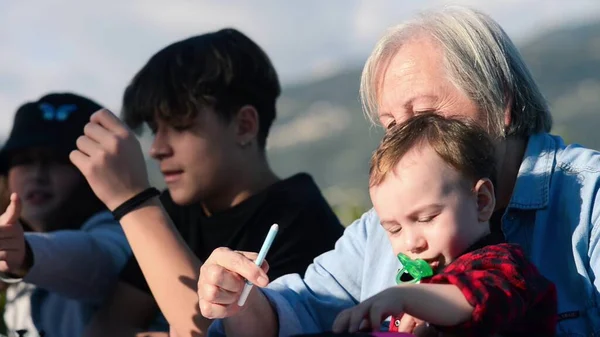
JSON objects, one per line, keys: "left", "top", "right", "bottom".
{"left": 369, "top": 113, "right": 496, "bottom": 188}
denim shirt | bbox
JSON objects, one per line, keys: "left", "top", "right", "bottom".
{"left": 209, "top": 133, "right": 600, "bottom": 337}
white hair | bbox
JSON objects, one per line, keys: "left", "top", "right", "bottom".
{"left": 360, "top": 5, "right": 552, "bottom": 137}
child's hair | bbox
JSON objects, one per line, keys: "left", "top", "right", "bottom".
{"left": 369, "top": 113, "right": 496, "bottom": 188}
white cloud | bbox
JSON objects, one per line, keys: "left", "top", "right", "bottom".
{"left": 0, "top": 0, "right": 598, "bottom": 140}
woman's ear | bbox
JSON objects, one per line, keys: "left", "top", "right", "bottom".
{"left": 474, "top": 178, "right": 496, "bottom": 222}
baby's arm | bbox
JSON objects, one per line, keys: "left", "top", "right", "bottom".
{"left": 332, "top": 283, "right": 473, "bottom": 332}
{"left": 423, "top": 244, "right": 556, "bottom": 336}
{"left": 334, "top": 244, "right": 555, "bottom": 335}
{"left": 396, "top": 283, "right": 473, "bottom": 326}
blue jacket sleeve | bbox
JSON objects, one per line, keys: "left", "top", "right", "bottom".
{"left": 2, "top": 211, "right": 132, "bottom": 303}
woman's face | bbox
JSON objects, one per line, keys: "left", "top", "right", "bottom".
{"left": 7, "top": 147, "right": 83, "bottom": 231}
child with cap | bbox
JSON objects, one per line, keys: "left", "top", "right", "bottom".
{"left": 0, "top": 93, "right": 131, "bottom": 337}
{"left": 332, "top": 113, "right": 557, "bottom": 336}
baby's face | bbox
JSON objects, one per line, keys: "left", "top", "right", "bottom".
{"left": 370, "top": 144, "right": 493, "bottom": 272}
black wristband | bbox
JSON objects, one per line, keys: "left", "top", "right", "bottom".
{"left": 112, "top": 187, "right": 161, "bottom": 221}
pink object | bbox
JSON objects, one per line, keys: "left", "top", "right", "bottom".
{"left": 371, "top": 333, "right": 415, "bottom": 337}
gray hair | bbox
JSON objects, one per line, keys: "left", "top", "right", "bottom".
{"left": 360, "top": 5, "right": 552, "bottom": 138}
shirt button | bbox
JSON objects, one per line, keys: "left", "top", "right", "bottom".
{"left": 395, "top": 319, "right": 401, "bottom": 327}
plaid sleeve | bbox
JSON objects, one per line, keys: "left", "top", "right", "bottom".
{"left": 424, "top": 244, "right": 555, "bottom": 336}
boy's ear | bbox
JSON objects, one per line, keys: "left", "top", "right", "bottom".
{"left": 233, "top": 105, "right": 259, "bottom": 147}
{"left": 474, "top": 178, "right": 496, "bottom": 222}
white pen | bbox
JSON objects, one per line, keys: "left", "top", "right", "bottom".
{"left": 237, "top": 223, "right": 279, "bottom": 306}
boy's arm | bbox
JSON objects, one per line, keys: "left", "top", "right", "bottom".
{"left": 117, "top": 199, "right": 207, "bottom": 337}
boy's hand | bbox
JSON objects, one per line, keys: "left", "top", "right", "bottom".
{"left": 0, "top": 193, "right": 27, "bottom": 276}
{"left": 70, "top": 109, "right": 150, "bottom": 211}
{"left": 332, "top": 287, "right": 406, "bottom": 333}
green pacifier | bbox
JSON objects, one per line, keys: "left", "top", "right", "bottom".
{"left": 395, "top": 252, "right": 434, "bottom": 284}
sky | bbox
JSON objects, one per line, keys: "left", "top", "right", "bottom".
{"left": 0, "top": 0, "right": 599, "bottom": 138}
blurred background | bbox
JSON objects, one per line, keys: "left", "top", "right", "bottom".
{"left": 1, "top": 0, "right": 599, "bottom": 225}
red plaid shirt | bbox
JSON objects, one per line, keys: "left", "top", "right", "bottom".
{"left": 389, "top": 241, "right": 557, "bottom": 336}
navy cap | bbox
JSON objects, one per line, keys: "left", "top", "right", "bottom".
{"left": 0, "top": 92, "right": 103, "bottom": 173}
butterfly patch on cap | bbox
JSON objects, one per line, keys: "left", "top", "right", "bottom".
{"left": 39, "top": 103, "right": 78, "bottom": 121}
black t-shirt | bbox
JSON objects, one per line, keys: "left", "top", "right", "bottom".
{"left": 120, "top": 173, "right": 345, "bottom": 294}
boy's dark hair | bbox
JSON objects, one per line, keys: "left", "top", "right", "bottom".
{"left": 122, "top": 28, "right": 281, "bottom": 149}
{"left": 370, "top": 113, "right": 496, "bottom": 188}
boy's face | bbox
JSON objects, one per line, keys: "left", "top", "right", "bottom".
{"left": 149, "top": 107, "right": 242, "bottom": 206}
{"left": 370, "top": 143, "right": 494, "bottom": 272}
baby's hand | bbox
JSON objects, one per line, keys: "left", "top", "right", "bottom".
{"left": 332, "top": 287, "right": 405, "bottom": 333}
{"left": 395, "top": 314, "right": 425, "bottom": 333}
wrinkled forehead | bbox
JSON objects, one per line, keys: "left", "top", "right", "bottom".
{"left": 375, "top": 37, "right": 453, "bottom": 119}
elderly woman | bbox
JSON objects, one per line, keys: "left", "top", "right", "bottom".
{"left": 71, "top": 5, "right": 600, "bottom": 337}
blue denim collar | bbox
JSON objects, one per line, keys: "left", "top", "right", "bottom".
{"left": 509, "top": 133, "right": 555, "bottom": 210}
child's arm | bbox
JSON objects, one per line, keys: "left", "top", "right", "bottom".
{"left": 333, "top": 244, "right": 556, "bottom": 335}
{"left": 395, "top": 283, "right": 473, "bottom": 325}
{"left": 332, "top": 283, "right": 472, "bottom": 333}
{"left": 425, "top": 244, "right": 556, "bottom": 336}
{"left": 16, "top": 212, "right": 131, "bottom": 301}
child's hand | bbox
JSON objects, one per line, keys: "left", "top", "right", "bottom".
{"left": 0, "top": 193, "right": 26, "bottom": 277}
{"left": 332, "top": 287, "right": 405, "bottom": 333}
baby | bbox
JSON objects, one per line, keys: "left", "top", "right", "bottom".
{"left": 332, "top": 113, "right": 557, "bottom": 336}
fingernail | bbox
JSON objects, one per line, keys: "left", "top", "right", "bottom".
{"left": 257, "top": 276, "right": 268, "bottom": 287}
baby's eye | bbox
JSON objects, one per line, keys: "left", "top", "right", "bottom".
{"left": 389, "top": 226, "right": 402, "bottom": 234}
{"left": 417, "top": 214, "right": 438, "bottom": 223}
